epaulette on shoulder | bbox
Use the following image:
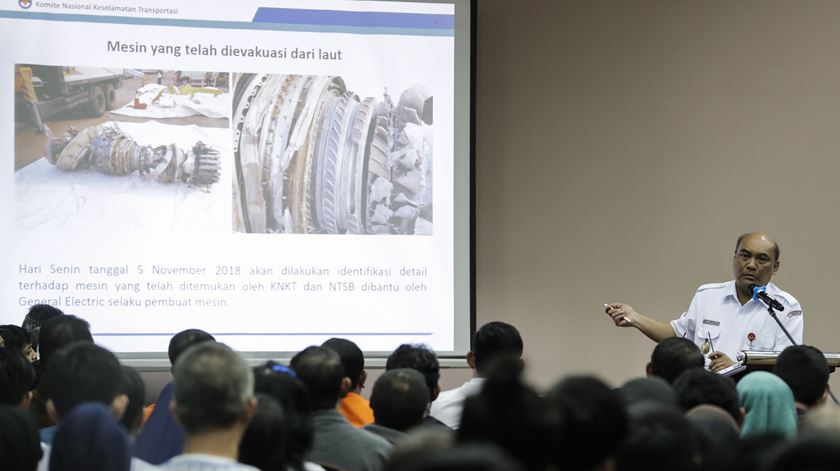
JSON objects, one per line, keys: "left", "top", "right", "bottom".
{"left": 696, "top": 282, "right": 728, "bottom": 293}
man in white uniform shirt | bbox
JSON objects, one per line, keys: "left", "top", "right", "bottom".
{"left": 606, "top": 232, "right": 803, "bottom": 372}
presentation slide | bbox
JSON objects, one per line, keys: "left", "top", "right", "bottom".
{"left": 1, "top": 0, "right": 473, "bottom": 361}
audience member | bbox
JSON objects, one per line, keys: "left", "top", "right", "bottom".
{"left": 685, "top": 405, "right": 739, "bottom": 471}
{"left": 164, "top": 342, "right": 257, "bottom": 470}
{"left": 728, "top": 433, "right": 786, "bottom": 471}
{"left": 290, "top": 346, "right": 390, "bottom": 471}
{"left": 393, "top": 443, "right": 523, "bottom": 471}
{"left": 29, "top": 314, "right": 92, "bottom": 427}
{"left": 765, "top": 431, "right": 840, "bottom": 471}
{"left": 252, "top": 362, "right": 318, "bottom": 471}
{"left": 21, "top": 303, "right": 64, "bottom": 352}
{"left": 737, "top": 371, "right": 798, "bottom": 438}
{"left": 0, "top": 405, "right": 43, "bottom": 471}
{"left": 646, "top": 337, "right": 704, "bottom": 384}
{"left": 40, "top": 342, "right": 127, "bottom": 446}
{"left": 0, "top": 325, "right": 37, "bottom": 363}
{"left": 134, "top": 329, "right": 215, "bottom": 464}
{"left": 459, "top": 358, "right": 551, "bottom": 470}
{"left": 0, "top": 347, "right": 36, "bottom": 407}
{"left": 365, "top": 369, "right": 430, "bottom": 444}
{"left": 546, "top": 375, "right": 627, "bottom": 471}
{"left": 618, "top": 377, "right": 678, "bottom": 409}
{"left": 773, "top": 345, "right": 830, "bottom": 418}
{"left": 238, "top": 393, "right": 287, "bottom": 471}
{"left": 120, "top": 365, "right": 146, "bottom": 438}
{"left": 615, "top": 402, "right": 699, "bottom": 471}
{"left": 322, "top": 337, "right": 374, "bottom": 428}
{"left": 673, "top": 367, "right": 743, "bottom": 426}
{"left": 386, "top": 428, "right": 453, "bottom": 471}
{"left": 49, "top": 402, "right": 132, "bottom": 471}
{"left": 430, "top": 321, "right": 523, "bottom": 429}
{"left": 386, "top": 344, "right": 449, "bottom": 429}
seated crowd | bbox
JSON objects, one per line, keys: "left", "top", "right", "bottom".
{"left": 1, "top": 304, "right": 840, "bottom": 471}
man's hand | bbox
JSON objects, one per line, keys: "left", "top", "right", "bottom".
{"left": 708, "top": 351, "right": 735, "bottom": 372}
{"left": 605, "top": 303, "right": 638, "bottom": 328}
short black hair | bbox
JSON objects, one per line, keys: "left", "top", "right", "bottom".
{"left": 322, "top": 338, "right": 364, "bottom": 388}
{"left": 43, "top": 342, "right": 123, "bottom": 418}
{"left": 120, "top": 365, "right": 146, "bottom": 436}
{"left": 386, "top": 344, "right": 440, "bottom": 400}
{"left": 472, "top": 322, "right": 523, "bottom": 375}
{"left": 239, "top": 393, "right": 287, "bottom": 471}
{"left": 0, "top": 325, "right": 32, "bottom": 358}
{"left": 736, "top": 233, "right": 780, "bottom": 261}
{"left": 173, "top": 342, "right": 254, "bottom": 434}
{"left": 22, "top": 304, "right": 63, "bottom": 351}
{"left": 774, "top": 345, "right": 829, "bottom": 407}
{"left": 0, "top": 348, "right": 35, "bottom": 405}
{"left": 546, "top": 376, "right": 628, "bottom": 471}
{"left": 649, "top": 337, "right": 705, "bottom": 384}
{"left": 0, "top": 406, "right": 43, "bottom": 470}
{"left": 673, "top": 367, "right": 741, "bottom": 424}
{"left": 370, "top": 369, "right": 429, "bottom": 431}
{"left": 168, "top": 329, "right": 215, "bottom": 366}
{"left": 616, "top": 403, "right": 699, "bottom": 471}
{"left": 290, "top": 346, "right": 343, "bottom": 411}
{"left": 37, "top": 315, "right": 93, "bottom": 370}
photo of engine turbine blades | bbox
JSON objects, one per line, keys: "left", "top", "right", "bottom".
{"left": 232, "top": 74, "right": 433, "bottom": 235}
{"left": 14, "top": 65, "right": 231, "bottom": 232}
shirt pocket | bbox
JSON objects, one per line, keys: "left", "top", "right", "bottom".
{"left": 697, "top": 324, "right": 721, "bottom": 354}
{"left": 746, "top": 327, "right": 776, "bottom": 351}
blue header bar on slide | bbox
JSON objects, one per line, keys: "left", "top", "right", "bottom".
{"left": 252, "top": 7, "right": 454, "bottom": 29}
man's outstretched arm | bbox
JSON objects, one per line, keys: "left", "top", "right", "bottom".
{"left": 605, "top": 303, "right": 676, "bottom": 343}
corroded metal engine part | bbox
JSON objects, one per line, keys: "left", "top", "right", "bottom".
{"left": 46, "top": 124, "right": 220, "bottom": 188}
{"left": 232, "top": 74, "right": 433, "bottom": 234}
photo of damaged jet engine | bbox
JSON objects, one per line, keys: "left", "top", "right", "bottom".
{"left": 46, "top": 124, "right": 221, "bottom": 188}
{"left": 232, "top": 74, "right": 433, "bottom": 234}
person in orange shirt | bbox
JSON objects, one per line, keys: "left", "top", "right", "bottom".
{"left": 322, "top": 338, "right": 373, "bottom": 427}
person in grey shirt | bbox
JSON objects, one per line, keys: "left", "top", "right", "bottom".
{"left": 290, "top": 346, "right": 391, "bottom": 471}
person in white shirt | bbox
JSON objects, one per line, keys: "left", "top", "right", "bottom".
{"left": 606, "top": 232, "right": 803, "bottom": 372}
{"left": 429, "top": 321, "right": 524, "bottom": 429}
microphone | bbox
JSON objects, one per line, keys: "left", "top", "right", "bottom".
{"left": 751, "top": 285, "right": 785, "bottom": 311}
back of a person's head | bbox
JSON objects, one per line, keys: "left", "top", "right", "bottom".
{"left": 395, "top": 444, "right": 524, "bottom": 471}
{"left": 471, "top": 322, "right": 523, "bottom": 375}
{"left": 253, "top": 363, "right": 313, "bottom": 471}
{"left": 172, "top": 342, "right": 254, "bottom": 434}
{"left": 619, "top": 377, "right": 678, "bottom": 409}
{"left": 370, "top": 368, "right": 429, "bottom": 431}
{"left": 649, "top": 337, "right": 705, "bottom": 384}
{"left": 0, "top": 324, "right": 32, "bottom": 351}
{"left": 22, "top": 303, "right": 64, "bottom": 350}
{"left": 167, "top": 329, "right": 215, "bottom": 366}
{"left": 44, "top": 342, "right": 123, "bottom": 419}
{"left": 239, "top": 393, "right": 287, "bottom": 471}
{"left": 49, "top": 402, "right": 131, "bottom": 471}
{"left": 673, "top": 367, "right": 741, "bottom": 425}
{"left": 321, "top": 337, "right": 364, "bottom": 389}
{"left": 686, "top": 406, "right": 739, "bottom": 471}
{"left": 737, "top": 371, "right": 797, "bottom": 438}
{"left": 459, "top": 357, "right": 550, "bottom": 470}
{"left": 547, "top": 375, "right": 628, "bottom": 471}
{"left": 616, "top": 402, "right": 699, "bottom": 471}
{"left": 0, "top": 405, "right": 43, "bottom": 470}
{"left": 289, "top": 346, "right": 344, "bottom": 411}
{"left": 0, "top": 347, "right": 35, "bottom": 405}
{"left": 37, "top": 315, "right": 92, "bottom": 369}
{"left": 765, "top": 431, "right": 840, "bottom": 471}
{"left": 773, "top": 345, "right": 829, "bottom": 408}
{"left": 386, "top": 343, "right": 441, "bottom": 400}
{"left": 119, "top": 365, "right": 145, "bottom": 437}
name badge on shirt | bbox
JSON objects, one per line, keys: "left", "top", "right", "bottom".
{"left": 702, "top": 319, "right": 720, "bottom": 326}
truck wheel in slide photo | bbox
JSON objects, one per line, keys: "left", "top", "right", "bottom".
{"left": 86, "top": 85, "right": 106, "bottom": 117}
{"left": 103, "top": 83, "right": 116, "bottom": 110}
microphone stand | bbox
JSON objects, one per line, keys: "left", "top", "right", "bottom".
{"left": 765, "top": 303, "right": 839, "bottom": 406}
